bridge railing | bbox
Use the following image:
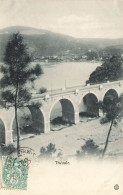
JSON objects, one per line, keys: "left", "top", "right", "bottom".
{"left": 31, "top": 80, "right": 123, "bottom": 101}
{"left": 0, "top": 80, "right": 122, "bottom": 108}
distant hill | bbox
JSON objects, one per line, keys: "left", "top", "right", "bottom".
{"left": 78, "top": 38, "right": 123, "bottom": 49}
{"left": 0, "top": 26, "right": 123, "bottom": 61}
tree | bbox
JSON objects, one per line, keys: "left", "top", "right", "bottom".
{"left": 39, "top": 143, "right": 56, "bottom": 159}
{"left": 100, "top": 94, "right": 123, "bottom": 157}
{"left": 0, "top": 33, "right": 43, "bottom": 156}
{"left": 76, "top": 139, "right": 102, "bottom": 159}
{"left": 86, "top": 51, "right": 98, "bottom": 61}
{"left": 86, "top": 55, "right": 123, "bottom": 84}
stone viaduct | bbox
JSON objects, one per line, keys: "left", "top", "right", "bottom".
{"left": 0, "top": 80, "right": 123, "bottom": 145}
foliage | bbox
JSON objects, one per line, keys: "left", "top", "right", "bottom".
{"left": 39, "top": 143, "right": 56, "bottom": 159}
{"left": 102, "top": 48, "right": 121, "bottom": 60}
{"left": 86, "top": 55, "right": 123, "bottom": 84}
{"left": 100, "top": 95, "right": 123, "bottom": 124}
{"left": 38, "top": 87, "right": 47, "bottom": 94}
{"left": 0, "top": 33, "right": 43, "bottom": 107}
{"left": 21, "top": 125, "right": 41, "bottom": 135}
{"left": 51, "top": 116, "right": 71, "bottom": 125}
{"left": 30, "top": 101, "right": 42, "bottom": 109}
{"left": 99, "top": 94, "right": 123, "bottom": 157}
{"left": 86, "top": 50, "right": 98, "bottom": 60}
{"left": 0, "top": 144, "right": 16, "bottom": 156}
{"left": 76, "top": 139, "right": 102, "bottom": 158}
{"left": 100, "top": 117, "right": 109, "bottom": 124}
{"left": 0, "top": 33, "right": 43, "bottom": 156}
{"left": 21, "top": 113, "right": 32, "bottom": 125}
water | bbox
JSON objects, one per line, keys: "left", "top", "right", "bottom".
{"left": 0, "top": 61, "right": 101, "bottom": 91}
{"left": 33, "top": 61, "right": 101, "bottom": 91}
{"left": 0, "top": 61, "right": 102, "bottom": 139}
{"left": 0, "top": 61, "right": 101, "bottom": 123}
{"left": 33, "top": 61, "right": 101, "bottom": 120}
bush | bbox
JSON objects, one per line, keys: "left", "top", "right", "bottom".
{"left": 51, "top": 116, "right": 71, "bottom": 125}
{"left": 0, "top": 144, "right": 16, "bottom": 155}
{"left": 100, "top": 117, "right": 110, "bottom": 124}
{"left": 39, "top": 143, "right": 56, "bottom": 159}
{"left": 21, "top": 125, "right": 41, "bottom": 135}
{"left": 76, "top": 139, "right": 102, "bottom": 158}
{"left": 31, "top": 101, "right": 42, "bottom": 108}
{"left": 39, "top": 87, "right": 47, "bottom": 94}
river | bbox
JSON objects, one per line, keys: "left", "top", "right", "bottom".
{"left": 0, "top": 61, "right": 102, "bottom": 139}
{"left": 32, "top": 61, "right": 101, "bottom": 91}
{"left": 32, "top": 61, "right": 101, "bottom": 120}
{"left": 0, "top": 61, "right": 102, "bottom": 126}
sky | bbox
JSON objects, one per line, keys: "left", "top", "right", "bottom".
{"left": 0, "top": 0, "right": 123, "bottom": 38}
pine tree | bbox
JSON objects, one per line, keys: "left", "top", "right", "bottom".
{"left": 100, "top": 94, "right": 123, "bottom": 157}
{"left": 0, "top": 33, "right": 43, "bottom": 156}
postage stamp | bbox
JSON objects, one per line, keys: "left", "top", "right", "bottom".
{"left": 1, "top": 156, "right": 30, "bottom": 190}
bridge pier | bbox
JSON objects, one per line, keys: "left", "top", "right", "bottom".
{"left": 99, "top": 109, "right": 104, "bottom": 117}
{"left": 5, "top": 130, "right": 13, "bottom": 145}
{"left": 0, "top": 108, "right": 14, "bottom": 146}
{"left": 74, "top": 112, "right": 80, "bottom": 124}
{"left": 44, "top": 120, "right": 50, "bottom": 133}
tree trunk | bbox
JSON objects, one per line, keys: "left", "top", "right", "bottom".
{"left": 102, "top": 119, "right": 113, "bottom": 157}
{"left": 15, "top": 87, "right": 20, "bottom": 157}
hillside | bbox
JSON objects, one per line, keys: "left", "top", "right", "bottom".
{"left": 0, "top": 26, "right": 123, "bottom": 61}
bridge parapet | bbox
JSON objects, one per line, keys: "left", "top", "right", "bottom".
{"left": 0, "top": 80, "right": 122, "bottom": 107}
{"left": 31, "top": 80, "right": 123, "bottom": 102}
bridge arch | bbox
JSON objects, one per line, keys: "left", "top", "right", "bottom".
{"left": 103, "top": 89, "right": 119, "bottom": 105}
{"left": 79, "top": 93, "right": 99, "bottom": 117}
{"left": 11, "top": 106, "right": 46, "bottom": 141}
{"left": 79, "top": 92, "right": 100, "bottom": 104}
{"left": 28, "top": 106, "right": 46, "bottom": 133}
{"left": 49, "top": 97, "right": 77, "bottom": 130}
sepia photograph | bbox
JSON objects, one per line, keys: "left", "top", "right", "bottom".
{"left": 0, "top": 0, "right": 123, "bottom": 194}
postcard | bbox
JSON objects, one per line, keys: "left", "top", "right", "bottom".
{"left": 0, "top": 0, "right": 123, "bottom": 194}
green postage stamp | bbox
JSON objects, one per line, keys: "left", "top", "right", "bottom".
{"left": 1, "top": 156, "right": 29, "bottom": 190}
